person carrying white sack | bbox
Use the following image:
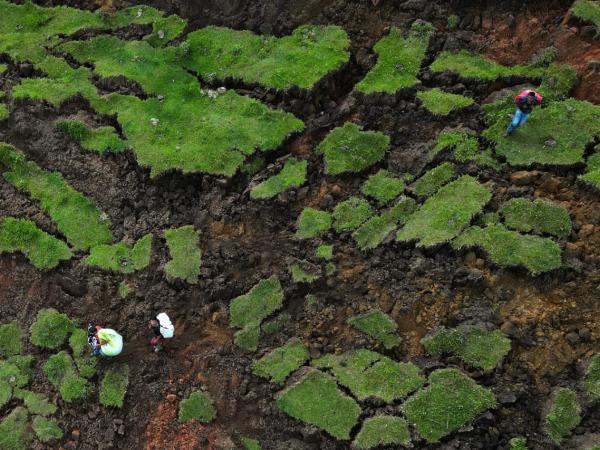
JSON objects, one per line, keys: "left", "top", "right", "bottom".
{"left": 148, "top": 312, "right": 174, "bottom": 352}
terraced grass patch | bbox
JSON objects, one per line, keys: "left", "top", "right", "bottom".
{"left": 250, "top": 158, "right": 307, "bottom": 200}
{"left": 545, "top": 388, "right": 581, "bottom": 445}
{"left": 30, "top": 309, "right": 73, "bottom": 349}
{"left": 579, "top": 151, "right": 600, "bottom": 188}
{"left": 361, "top": 170, "right": 406, "bottom": 205}
{"left": 32, "top": 416, "right": 62, "bottom": 443}
{"left": 421, "top": 325, "right": 511, "bottom": 370}
{"left": 353, "top": 196, "right": 416, "bottom": 250}
{"left": 353, "top": 416, "right": 411, "bottom": 449}
{"left": 453, "top": 224, "right": 562, "bottom": 274}
{"left": 433, "top": 130, "right": 499, "bottom": 168}
{"left": 585, "top": 354, "right": 600, "bottom": 400}
{"left": 430, "top": 50, "right": 543, "bottom": 81}
{"left": 289, "top": 260, "right": 321, "bottom": 283}
{"left": 0, "top": 321, "right": 22, "bottom": 357}
{"left": 15, "top": 390, "right": 57, "bottom": 416}
{"left": 348, "top": 309, "right": 401, "bottom": 349}
{"left": 230, "top": 276, "right": 284, "bottom": 351}
{"left": 399, "top": 175, "right": 491, "bottom": 247}
{"left": 56, "top": 120, "right": 127, "bottom": 154}
{"left": 42, "top": 351, "right": 88, "bottom": 402}
{"left": 261, "top": 313, "right": 290, "bottom": 335}
{"left": 179, "top": 390, "right": 216, "bottom": 423}
{"left": 85, "top": 234, "right": 152, "bottom": 274}
{"left": 0, "top": 356, "right": 32, "bottom": 389}
{"left": 0, "top": 407, "right": 31, "bottom": 450}
{"left": 355, "top": 21, "right": 434, "bottom": 94}
{"left": 484, "top": 99, "right": 600, "bottom": 166}
{"left": 99, "top": 364, "right": 129, "bottom": 408}
{"left": 0, "top": 144, "right": 113, "bottom": 251}
{"left": 277, "top": 369, "right": 360, "bottom": 440}
{"left": 252, "top": 339, "right": 309, "bottom": 383}
{"left": 315, "top": 123, "right": 390, "bottom": 175}
{"left": 402, "top": 368, "right": 496, "bottom": 443}
{"left": 332, "top": 197, "right": 373, "bottom": 232}
{"left": 417, "top": 88, "right": 474, "bottom": 116}
{"left": 571, "top": 0, "right": 600, "bottom": 34}
{"left": 500, "top": 198, "right": 571, "bottom": 238}
{"left": 314, "top": 349, "right": 424, "bottom": 402}
{"left": 539, "top": 63, "right": 578, "bottom": 101}
{"left": 69, "top": 328, "right": 97, "bottom": 379}
{"left": 316, "top": 244, "right": 334, "bottom": 260}
{"left": 183, "top": 25, "right": 350, "bottom": 90}
{"left": 296, "top": 208, "right": 332, "bottom": 239}
{"left": 165, "top": 226, "right": 201, "bottom": 284}
{"left": 409, "top": 162, "right": 456, "bottom": 198}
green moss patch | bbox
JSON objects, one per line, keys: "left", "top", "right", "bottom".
{"left": 430, "top": 50, "right": 543, "bottom": 81}
{"left": 118, "top": 282, "right": 130, "bottom": 299}
{"left": 355, "top": 21, "right": 434, "bottom": 94}
{"left": 165, "top": 225, "right": 201, "bottom": 284}
{"left": 348, "top": 309, "right": 401, "bottom": 349}
{"left": 85, "top": 234, "right": 152, "bottom": 274}
{"left": 0, "top": 217, "right": 73, "bottom": 269}
{"left": 353, "top": 196, "right": 416, "bottom": 250}
{"left": 179, "top": 390, "right": 216, "bottom": 423}
{"left": 579, "top": 151, "right": 600, "bottom": 188}
{"left": 332, "top": 197, "right": 373, "bottom": 232}
{"left": 15, "top": 390, "right": 56, "bottom": 416}
{"left": 0, "top": 407, "right": 32, "bottom": 450}
{"left": 453, "top": 224, "right": 562, "bottom": 274}
{"left": 585, "top": 354, "right": 600, "bottom": 400}
{"left": 0, "top": 356, "right": 32, "bottom": 389}
{"left": 571, "top": 0, "right": 600, "bottom": 33}
{"left": 56, "top": 120, "right": 127, "bottom": 153}
{"left": 69, "top": 328, "right": 97, "bottom": 379}
{"left": 545, "top": 388, "right": 581, "bottom": 445}
{"left": 0, "top": 321, "right": 22, "bottom": 357}
{"left": 409, "top": 162, "right": 456, "bottom": 198}
{"left": 403, "top": 368, "right": 496, "bottom": 443}
{"left": 353, "top": 416, "right": 411, "bottom": 449}
{"left": 510, "top": 437, "right": 528, "bottom": 450}
{"left": 484, "top": 99, "right": 600, "bottom": 166}
{"left": 0, "top": 64, "right": 6, "bottom": 74}
{"left": 421, "top": 325, "right": 511, "bottom": 370}
{"left": 0, "top": 381, "right": 11, "bottom": 409}
{"left": 289, "top": 260, "right": 321, "bottom": 283}
{"left": 100, "top": 364, "right": 129, "bottom": 408}
{"left": 361, "top": 170, "right": 406, "bottom": 205}
{"left": 30, "top": 309, "right": 73, "bottom": 349}
{"left": 399, "top": 175, "right": 491, "bottom": 247}
{"left": 295, "top": 208, "right": 332, "bottom": 239}
{"left": 183, "top": 25, "right": 350, "bottom": 90}
{"left": 433, "top": 130, "right": 499, "bottom": 169}
{"left": 241, "top": 437, "right": 261, "bottom": 450}
{"left": 314, "top": 349, "right": 424, "bottom": 402}
{"left": 539, "top": 63, "right": 578, "bottom": 101}
{"left": 417, "top": 88, "right": 474, "bottom": 116}
{"left": 277, "top": 369, "right": 360, "bottom": 440}
{"left": 261, "top": 313, "right": 290, "bottom": 335}
{"left": 316, "top": 123, "right": 390, "bottom": 175}
{"left": 500, "top": 198, "right": 571, "bottom": 238}
{"left": 0, "top": 144, "right": 113, "bottom": 251}
{"left": 230, "top": 276, "right": 284, "bottom": 351}
{"left": 252, "top": 339, "right": 309, "bottom": 383}
{"left": 42, "top": 351, "right": 88, "bottom": 402}
{"left": 32, "top": 416, "right": 62, "bottom": 443}
{"left": 0, "top": 104, "right": 8, "bottom": 121}
{"left": 250, "top": 158, "right": 307, "bottom": 200}
{"left": 316, "top": 244, "right": 333, "bottom": 260}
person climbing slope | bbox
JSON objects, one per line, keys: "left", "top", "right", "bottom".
{"left": 88, "top": 323, "right": 124, "bottom": 357}
{"left": 506, "top": 89, "right": 543, "bottom": 135}
{"left": 149, "top": 312, "right": 175, "bottom": 352}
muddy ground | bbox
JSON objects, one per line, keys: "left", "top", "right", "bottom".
{"left": 1, "top": 0, "right": 600, "bottom": 449}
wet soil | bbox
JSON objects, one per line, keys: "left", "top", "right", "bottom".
{"left": 2, "top": 0, "right": 600, "bottom": 449}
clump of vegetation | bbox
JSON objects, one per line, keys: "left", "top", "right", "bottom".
{"left": 545, "top": 388, "right": 581, "bottom": 445}
{"left": 100, "top": 364, "right": 129, "bottom": 408}
{"left": 42, "top": 351, "right": 88, "bottom": 402}
{"left": 295, "top": 208, "right": 332, "bottom": 239}
{"left": 353, "top": 416, "right": 411, "bottom": 449}
{"left": 85, "top": 234, "right": 152, "bottom": 274}
{"left": 32, "top": 416, "right": 62, "bottom": 443}
{"left": 314, "top": 349, "right": 424, "bottom": 402}
{"left": 252, "top": 339, "right": 309, "bottom": 383}
{"left": 510, "top": 437, "right": 528, "bottom": 450}
{"left": 539, "top": 63, "right": 578, "bottom": 101}
{"left": 0, "top": 321, "right": 22, "bottom": 357}
{"left": 447, "top": 14, "right": 460, "bottom": 30}
{"left": 402, "top": 368, "right": 496, "bottom": 443}
{"left": 0, "top": 407, "right": 32, "bottom": 450}
{"left": 182, "top": 25, "right": 350, "bottom": 90}
{"left": 453, "top": 224, "right": 562, "bottom": 274}
{"left": 0, "top": 64, "right": 6, "bottom": 73}
{"left": 353, "top": 197, "right": 416, "bottom": 250}
{"left": 316, "top": 244, "right": 333, "bottom": 260}
{"left": 315, "top": 123, "right": 390, "bottom": 175}
{"left": 571, "top": 0, "right": 600, "bottom": 34}
{"left": 0, "top": 104, "right": 8, "bottom": 121}
{"left": 118, "top": 281, "right": 131, "bottom": 299}
{"left": 164, "top": 225, "right": 201, "bottom": 284}
{"left": 289, "top": 260, "right": 321, "bottom": 283}
{"left": 580, "top": 151, "right": 600, "bottom": 188}
{"left": 332, "top": 197, "right": 373, "bottom": 232}
{"left": 241, "top": 437, "right": 261, "bottom": 450}
{"left": 30, "top": 309, "right": 73, "bottom": 349}
{"left": 430, "top": 50, "right": 543, "bottom": 81}
{"left": 0, "top": 217, "right": 73, "bottom": 269}
{"left": 500, "top": 198, "right": 572, "bottom": 238}
{"left": 399, "top": 176, "right": 491, "bottom": 247}
{"left": 422, "top": 325, "right": 511, "bottom": 370}
{"left": 409, "top": 162, "right": 456, "bottom": 198}
{"left": 417, "top": 88, "right": 474, "bottom": 116}
{"left": 229, "top": 277, "right": 284, "bottom": 351}
{"left": 433, "top": 130, "right": 499, "bottom": 168}
{"left": 277, "top": 369, "right": 361, "bottom": 440}
{"left": 348, "top": 309, "right": 401, "bottom": 349}
{"left": 261, "top": 313, "right": 290, "bottom": 335}
{"left": 15, "top": 390, "right": 57, "bottom": 416}
{"left": 250, "top": 158, "right": 307, "bottom": 200}
{"left": 56, "top": 120, "right": 127, "bottom": 154}
{"left": 361, "top": 170, "right": 406, "bottom": 205}
{"left": 69, "top": 328, "right": 97, "bottom": 379}
{"left": 0, "top": 144, "right": 113, "bottom": 251}
{"left": 0, "top": 356, "right": 32, "bottom": 389}
{"left": 355, "top": 21, "right": 434, "bottom": 94}
{"left": 179, "top": 390, "right": 216, "bottom": 423}
{"left": 585, "top": 354, "right": 600, "bottom": 400}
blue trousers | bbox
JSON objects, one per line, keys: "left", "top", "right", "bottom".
{"left": 506, "top": 109, "right": 529, "bottom": 134}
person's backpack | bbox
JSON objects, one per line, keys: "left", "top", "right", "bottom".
{"left": 156, "top": 313, "right": 174, "bottom": 339}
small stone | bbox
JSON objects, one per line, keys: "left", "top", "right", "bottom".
{"left": 566, "top": 332, "right": 580, "bottom": 345}
{"left": 544, "top": 139, "right": 557, "bottom": 147}
{"left": 150, "top": 117, "right": 160, "bottom": 126}
{"left": 167, "top": 394, "right": 177, "bottom": 402}
{"left": 500, "top": 321, "right": 517, "bottom": 337}
{"left": 71, "top": 430, "right": 81, "bottom": 441}
{"left": 579, "top": 328, "right": 591, "bottom": 341}
{"left": 157, "top": 30, "right": 165, "bottom": 39}
{"left": 510, "top": 170, "right": 541, "bottom": 186}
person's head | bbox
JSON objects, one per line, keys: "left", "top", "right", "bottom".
{"left": 149, "top": 318, "right": 159, "bottom": 328}
{"left": 527, "top": 91, "right": 536, "bottom": 102}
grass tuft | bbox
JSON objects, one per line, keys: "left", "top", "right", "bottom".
{"left": 585, "top": 354, "right": 600, "bottom": 400}
{"left": 417, "top": 88, "right": 474, "bottom": 116}
{"left": 99, "top": 364, "right": 129, "bottom": 408}
{"left": 510, "top": 437, "right": 528, "bottom": 450}
{"left": 433, "top": 130, "right": 499, "bottom": 168}
{"left": 0, "top": 407, "right": 32, "bottom": 450}
{"left": 409, "top": 162, "right": 456, "bottom": 198}
{"left": 56, "top": 120, "right": 127, "bottom": 154}
{"left": 571, "top": 0, "right": 600, "bottom": 33}
{"left": 539, "top": 63, "right": 578, "bottom": 101}
{"left": 545, "top": 388, "right": 581, "bottom": 445}
{"left": 30, "top": 309, "right": 73, "bottom": 349}
{"left": 277, "top": 369, "right": 361, "bottom": 440}
{"left": 250, "top": 158, "right": 307, "bottom": 200}
{"left": 289, "top": 260, "right": 321, "bottom": 283}
{"left": 252, "top": 339, "right": 309, "bottom": 383}
{"left": 316, "top": 244, "right": 333, "bottom": 260}
{"left": 348, "top": 310, "right": 401, "bottom": 349}
{"left": 118, "top": 281, "right": 130, "bottom": 299}
{"left": 0, "top": 321, "right": 22, "bottom": 357}
{"left": 332, "top": 197, "right": 373, "bottom": 232}
{"left": 15, "top": 389, "right": 57, "bottom": 416}
{"left": 0, "top": 104, "right": 8, "bottom": 121}
{"left": 179, "top": 390, "right": 216, "bottom": 423}
{"left": 69, "top": 328, "right": 97, "bottom": 379}
{"left": 42, "top": 351, "right": 88, "bottom": 402}
{"left": 32, "top": 416, "right": 62, "bottom": 443}
{"left": 164, "top": 226, "right": 201, "bottom": 284}
{"left": 261, "top": 313, "right": 290, "bottom": 335}
{"left": 500, "top": 198, "right": 572, "bottom": 238}
{"left": 0, "top": 356, "right": 33, "bottom": 388}
{"left": 353, "top": 416, "right": 411, "bottom": 449}
{"left": 580, "top": 151, "right": 600, "bottom": 188}
{"left": 0, "top": 381, "right": 11, "bottom": 409}
{"left": 315, "top": 123, "right": 390, "bottom": 175}
{"left": 361, "top": 170, "right": 406, "bottom": 205}
{"left": 241, "top": 437, "right": 261, "bottom": 450}
{"left": 85, "top": 234, "right": 152, "bottom": 274}
{"left": 295, "top": 208, "right": 332, "bottom": 239}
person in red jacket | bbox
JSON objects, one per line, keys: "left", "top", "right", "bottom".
{"left": 506, "top": 89, "right": 543, "bottom": 135}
